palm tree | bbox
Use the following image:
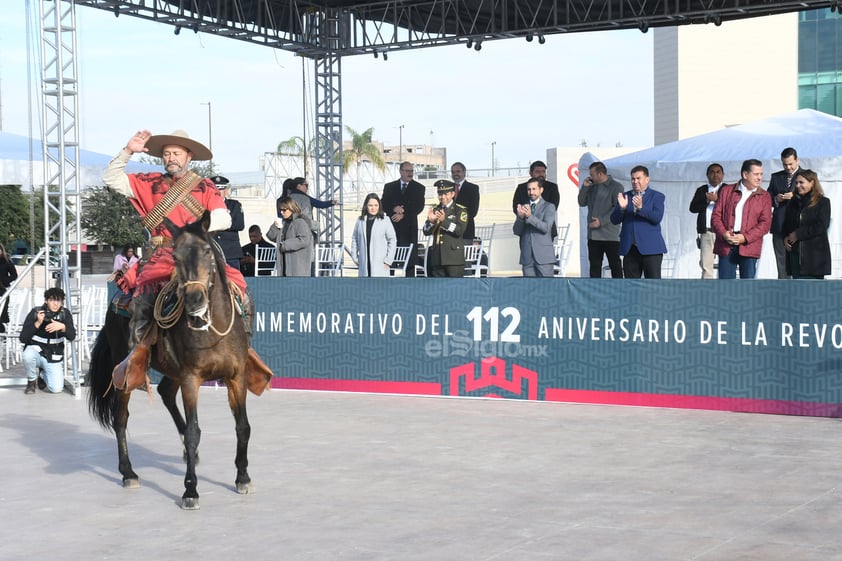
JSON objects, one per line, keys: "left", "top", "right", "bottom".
{"left": 342, "top": 126, "right": 386, "bottom": 203}
{"left": 276, "top": 135, "right": 313, "bottom": 177}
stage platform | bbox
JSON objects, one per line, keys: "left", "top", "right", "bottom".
{"left": 2, "top": 380, "right": 842, "bottom": 560}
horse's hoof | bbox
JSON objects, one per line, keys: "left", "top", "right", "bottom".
{"left": 181, "top": 497, "right": 200, "bottom": 510}
{"left": 123, "top": 478, "right": 140, "bottom": 489}
{"left": 236, "top": 481, "right": 255, "bottom": 495}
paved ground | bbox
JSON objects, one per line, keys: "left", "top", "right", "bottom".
{"left": 2, "top": 374, "right": 842, "bottom": 561}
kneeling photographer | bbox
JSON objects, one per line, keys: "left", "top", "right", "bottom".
{"left": 21, "top": 287, "right": 76, "bottom": 394}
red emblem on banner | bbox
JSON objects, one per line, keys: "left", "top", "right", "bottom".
{"left": 449, "top": 357, "right": 538, "bottom": 400}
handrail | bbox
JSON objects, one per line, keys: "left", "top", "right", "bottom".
{"left": 0, "top": 248, "right": 48, "bottom": 310}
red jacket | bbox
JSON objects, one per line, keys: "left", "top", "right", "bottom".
{"left": 711, "top": 182, "right": 772, "bottom": 259}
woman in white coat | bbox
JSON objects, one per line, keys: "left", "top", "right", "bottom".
{"left": 351, "top": 193, "right": 397, "bottom": 277}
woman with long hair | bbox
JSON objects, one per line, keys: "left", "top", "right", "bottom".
{"left": 782, "top": 169, "right": 831, "bottom": 279}
{"left": 351, "top": 193, "right": 397, "bottom": 277}
{"left": 266, "top": 197, "right": 313, "bottom": 277}
{"left": 0, "top": 243, "right": 19, "bottom": 332}
{"left": 113, "top": 244, "right": 139, "bottom": 273}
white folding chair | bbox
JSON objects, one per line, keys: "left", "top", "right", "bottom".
{"left": 389, "top": 244, "right": 414, "bottom": 276}
{"left": 316, "top": 242, "right": 344, "bottom": 277}
{"left": 415, "top": 232, "right": 431, "bottom": 277}
{"left": 474, "top": 224, "right": 495, "bottom": 275}
{"left": 551, "top": 223, "right": 572, "bottom": 277}
{"left": 2, "top": 287, "right": 31, "bottom": 370}
{"left": 464, "top": 243, "right": 487, "bottom": 277}
{"left": 255, "top": 246, "right": 277, "bottom": 276}
{"left": 662, "top": 242, "right": 680, "bottom": 279}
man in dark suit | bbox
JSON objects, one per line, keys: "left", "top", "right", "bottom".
{"left": 210, "top": 175, "right": 245, "bottom": 271}
{"left": 381, "top": 161, "right": 426, "bottom": 277}
{"left": 688, "top": 163, "right": 724, "bottom": 279}
{"left": 513, "top": 177, "right": 556, "bottom": 277}
{"left": 610, "top": 165, "right": 668, "bottom": 279}
{"left": 450, "top": 162, "right": 480, "bottom": 241}
{"left": 512, "top": 160, "right": 559, "bottom": 239}
{"left": 423, "top": 180, "right": 468, "bottom": 277}
{"left": 767, "top": 147, "right": 800, "bottom": 279}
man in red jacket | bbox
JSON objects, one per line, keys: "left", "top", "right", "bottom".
{"left": 711, "top": 159, "right": 772, "bottom": 279}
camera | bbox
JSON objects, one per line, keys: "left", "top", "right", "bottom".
{"left": 41, "top": 305, "right": 59, "bottom": 323}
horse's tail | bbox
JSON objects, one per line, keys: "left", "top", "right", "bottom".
{"left": 87, "top": 326, "right": 119, "bottom": 433}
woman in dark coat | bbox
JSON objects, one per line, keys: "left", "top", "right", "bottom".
{"left": 0, "top": 243, "right": 19, "bottom": 332}
{"left": 782, "top": 169, "right": 831, "bottom": 279}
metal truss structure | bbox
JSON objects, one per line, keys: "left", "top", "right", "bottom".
{"left": 40, "top": 0, "right": 83, "bottom": 394}
{"left": 73, "top": 0, "right": 839, "bottom": 58}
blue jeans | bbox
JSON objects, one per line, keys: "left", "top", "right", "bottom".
{"left": 22, "top": 345, "right": 64, "bottom": 393}
{"left": 718, "top": 247, "right": 757, "bottom": 279}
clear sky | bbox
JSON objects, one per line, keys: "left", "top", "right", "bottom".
{"left": 0, "top": 3, "right": 654, "bottom": 174}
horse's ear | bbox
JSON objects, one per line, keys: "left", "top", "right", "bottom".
{"left": 200, "top": 210, "right": 212, "bottom": 232}
{"left": 163, "top": 217, "right": 182, "bottom": 239}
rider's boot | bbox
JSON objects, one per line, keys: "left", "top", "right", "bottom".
{"left": 112, "top": 291, "right": 156, "bottom": 392}
{"left": 240, "top": 288, "right": 273, "bottom": 395}
{"left": 241, "top": 287, "right": 255, "bottom": 337}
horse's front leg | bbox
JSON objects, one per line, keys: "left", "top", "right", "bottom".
{"left": 228, "top": 375, "right": 254, "bottom": 494}
{"left": 158, "top": 376, "right": 198, "bottom": 464}
{"left": 179, "top": 379, "right": 202, "bottom": 510}
{"left": 114, "top": 390, "right": 139, "bottom": 488}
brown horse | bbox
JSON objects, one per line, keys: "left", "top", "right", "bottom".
{"left": 88, "top": 212, "right": 270, "bottom": 509}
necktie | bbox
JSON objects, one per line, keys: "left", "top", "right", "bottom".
{"left": 401, "top": 182, "right": 406, "bottom": 192}
{"left": 786, "top": 174, "right": 792, "bottom": 190}
{"left": 530, "top": 202, "right": 536, "bottom": 214}
{"left": 455, "top": 183, "right": 460, "bottom": 196}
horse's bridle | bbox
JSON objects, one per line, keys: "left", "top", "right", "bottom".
{"left": 156, "top": 244, "right": 237, "bottom": 337}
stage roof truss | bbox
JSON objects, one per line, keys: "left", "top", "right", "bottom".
{"left": 74, "top": 0, "right": 842, "bottom": 58}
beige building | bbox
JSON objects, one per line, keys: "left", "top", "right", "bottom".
{"left": 653, "top": 13, "right": 798, "bottom": 145}
{"left": 341, "top": 139, "right": 447, "bottom": 169}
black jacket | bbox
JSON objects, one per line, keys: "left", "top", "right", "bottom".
{"left": 454, "top": 181, "right": 480, "bottom": 241}
{"left": 689, "top": 184, "right": 718, "bottom": 234}
{"left": 781, "top": 195, "right": 831, "bottom": 277}
{"left": 19, "top": 305, "right": 77, "bottom": 363}
{"left": 213, "top": 198, "right": 245, "bottom": 260}
{"left": 767, "top": 169, "right": 797, "bottom": 235}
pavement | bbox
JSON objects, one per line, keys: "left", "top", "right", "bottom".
{"left": 2, "top": 376, "right": 842, "bottom": 561}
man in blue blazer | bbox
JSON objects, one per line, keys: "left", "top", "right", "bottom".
{"left": 610, "top": 165, "right": 668, "bottom": 278}
{"left": 513, "top": 177, "right": 557, "bottom": 277}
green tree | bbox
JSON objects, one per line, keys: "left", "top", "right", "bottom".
{"left": 341, "top": 126, "right": 385, "bottom": 202}
{"left": 80, "top": 187, "right": 145, "bottom": 248}
{"left": 0, "top": 185, "right": 35, "bottom": 248}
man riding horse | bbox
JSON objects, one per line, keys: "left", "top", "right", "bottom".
{"left": 103, "top": 129, "right": 269, "bottom": 391}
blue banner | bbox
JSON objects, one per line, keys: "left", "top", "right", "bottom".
{"left": 248, "top": 278, "right": 842, "bottom": 417}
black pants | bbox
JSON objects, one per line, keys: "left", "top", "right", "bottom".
{"left": 622, "top": 245, "right": 663, "bottom": 279}
{"left": 587, "top": 239, "right": 622, "bottom": 278}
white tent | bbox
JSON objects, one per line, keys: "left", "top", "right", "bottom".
{"left": 0, "top": 131, "right": 157, "bottom": 187}
{"left": 586, "top": 109, "right": 842, "bottom": 279}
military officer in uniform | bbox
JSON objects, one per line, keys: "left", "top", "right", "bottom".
{"left": 423, "top": 180, "right": 468, "bottom": 277}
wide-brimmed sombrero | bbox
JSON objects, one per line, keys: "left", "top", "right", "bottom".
{"left": 145, "top": 130, "right": 213, "bottom": 161}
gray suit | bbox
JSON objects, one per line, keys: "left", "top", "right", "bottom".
{"left": 513, "top": 197, "right": 557, "bottom": 277}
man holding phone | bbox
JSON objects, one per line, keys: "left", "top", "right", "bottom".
{"left": 578, "top": 161, "right": 624, "bottom": 278}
